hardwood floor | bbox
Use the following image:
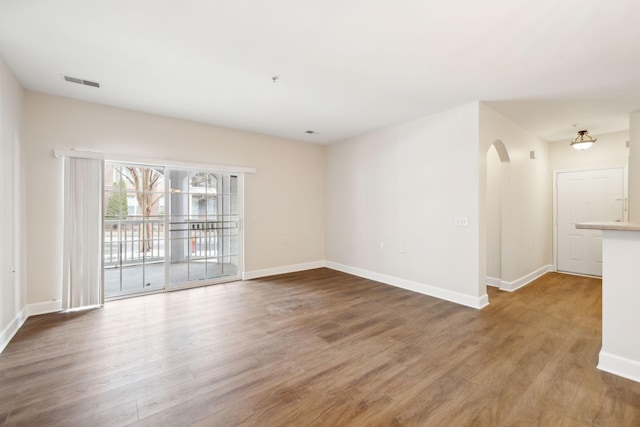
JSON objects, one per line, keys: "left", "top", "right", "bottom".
{"left": 1, "top": 269, "right": 639, "bottom": 426}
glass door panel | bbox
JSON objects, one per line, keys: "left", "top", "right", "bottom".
{"left": 103, "top": 163, "right": 166, "bottom": 299}
{"left": 168, "top": 170, "right": 241, "bottom": 286}
{"left": 141, "top": 181, "right": 165, "bottom": 290}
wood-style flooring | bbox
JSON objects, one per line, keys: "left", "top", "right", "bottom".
{"left": 1, "top": 269, "right": 639, "bottom": 426}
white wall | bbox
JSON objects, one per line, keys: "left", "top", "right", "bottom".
{"left": 479, "top": 103, "right": 552, "bottom": 288}
{"left": 629, "top": 112, "right": 640, "bottom": 222}
{"left": 598, "top": 229, "right": 640, "bottom": 382}
{"left": 326, "top": 103, "right": 486, "bottom": 308}
{"left": 0, "top": 56, "right": 27, "bottom": 351}
{"left": 485, "top": 144, "right": 502, "bottom": 282}
{"left": 23, "top": 92, "right": 326, "bottom": 306}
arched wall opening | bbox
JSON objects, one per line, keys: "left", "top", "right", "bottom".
{"left": 486, "top": 140, "right": 510, "bottom": 289}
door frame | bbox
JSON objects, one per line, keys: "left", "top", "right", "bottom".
{"left": 164, "top": 167, "right": 245, "bottom": 292}
{"left": 96, "top": 154, "right": 252, "bottom": 300}
{"left": 552, "top": 165, "right": 628, "bottom": 273}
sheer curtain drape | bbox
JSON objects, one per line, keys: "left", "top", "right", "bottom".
{"left": 62, "top": 156, "right": 104, "bottom": 309}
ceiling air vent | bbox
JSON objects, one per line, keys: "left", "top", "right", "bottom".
{"left": 64, "top": 75, "right": 100, "bottom": 88}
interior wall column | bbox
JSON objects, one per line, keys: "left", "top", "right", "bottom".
{"left": 629, "top": 110, "right": 640, "bottom": 222}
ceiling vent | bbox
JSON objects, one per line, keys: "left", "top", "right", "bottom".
{"left": 64, "top": 75, "right": 100, "bottom": 88}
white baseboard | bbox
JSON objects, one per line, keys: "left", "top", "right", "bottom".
{"left": 499, "top": 264, "right": 555, "bottom": 292}
{"left": 486, "top": 276, "right": 501, "bottom": 288}
{"left": 598, "top": 351, "right": 640, "bottom": 383}
{"left": 0, "top": 306, "right": 28, "bottom": 353}
{"left": 326, "top": 261, "right": 488, "bottom": 310}
{"left": 243, "top": 261, "right": 326, "bottom": 280}
{"left": 0, "top": 300, "right": 63, "bottom": 354}
{"left": 4, "top": 261, "right": 528, "bottom": 353}
{"left": 27, "top": 300, "right": 62, "bottom": 316}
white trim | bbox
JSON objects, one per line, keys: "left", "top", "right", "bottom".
{"left": 555, "top": 271, "right": 600, "bottom": 279}
{"left": 3, "top": 260, "right": 493, "bottom": 353}
{"left": 326, "top": 261, "right": 489, "bottom": 309}
{"left": 1, "top": 301, "right": 66, "bottom": 354}
{"left": 0, "top": 307, "right": 28, "bottom": 353}
{"left": 242, "top": 261, "right": 325, "bottom": 280}
{"left": 499, "top": 264, "right": 555, "bottom": 292}
{"left": 53, "top": 149, "right": 257, "bottom": 174}
{"left": 486, "top": 276, "right": 501, "bottom": 287}
{"left": 552, "top": 165, "right": 629, "bottom": 174}
{"left": 166, "top": 275, "right": 242, "bottom": 292}
{"left": 27, "top": 300, "right": 63, "bottom": 316}
{"left": 598, "top": 351, "right": 640, "bottom": 383}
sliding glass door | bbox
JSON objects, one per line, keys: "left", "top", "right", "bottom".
{"left": 167, "top": 170, "right": 240, "bottom": 286}
{"left": 103, "top": 162, "right": 242, "bottom": 299}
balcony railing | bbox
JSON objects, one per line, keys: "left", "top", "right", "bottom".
{"left": 104, "top": 218, "right": 237, "bottom": 267}
{"left": 104, "top": 218, "right": 165, "bottom": 267}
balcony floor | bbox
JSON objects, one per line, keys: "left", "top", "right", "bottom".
{"left": 105, "top": 261, "right": 238, "bottom": 298}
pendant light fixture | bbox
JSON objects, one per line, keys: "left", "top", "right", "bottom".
{"left": 570, "top": 129, "right": 597, "bottom": 150}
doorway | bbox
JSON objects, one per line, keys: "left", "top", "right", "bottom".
{"left": 103, "top": 162, "right": 243, "bottom": 299}
{"left": 486, "top": 140, "right": 510, "bottom": 288}
{"left": 556, "top": 168, "right": 624, "bottom": 276}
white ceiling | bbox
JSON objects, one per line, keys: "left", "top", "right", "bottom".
{"left": 1, "top": 0, "right": 639, "bottom": 144}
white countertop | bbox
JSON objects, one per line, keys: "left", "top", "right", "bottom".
{"left": 576, "top": 221, "right": 640, "bottom": 232}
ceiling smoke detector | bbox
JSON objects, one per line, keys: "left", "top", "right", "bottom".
{"left": 64, "top": 75, "right": 100, "bottom": 88}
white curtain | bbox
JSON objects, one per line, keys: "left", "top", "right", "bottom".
{"left": 62, "top": 156, "right": 104, "bottom": 309}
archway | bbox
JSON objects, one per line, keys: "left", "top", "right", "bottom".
{"left": 486, "top": 140, "right": 510, "bottom": 289}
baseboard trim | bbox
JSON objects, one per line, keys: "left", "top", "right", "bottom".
{"left": 2, "top": 259, "right": 498, "bottom": 352}
{"left": 0, "top": 306, "right": 28, "bottom": 354}
{"left": 326, "top": 261, "right": 488, "bottom": 310}
{"left": 243, "top": 261, "right": 326, "bottom": 281}
{"left": 598, "top": 351, "right": 640, "bottom": 383}
{"left": 27, "top": 300, "right": 63, "bottom": 316}
{"left": 499, "top": 264, "right": 555, "bottom": 292}
{"left": 486, "top": 276, "right": 501, "bottom": 288}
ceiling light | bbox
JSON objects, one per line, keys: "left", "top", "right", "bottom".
{"left": 570, "top": 130, "right": 596, "bottom": 150}
{"left": 305, "top": 130, "right": 316, "bottom": 135}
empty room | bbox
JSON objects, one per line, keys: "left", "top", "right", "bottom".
{"left": 2, "top": 1, "right": 640, "bottom": 425}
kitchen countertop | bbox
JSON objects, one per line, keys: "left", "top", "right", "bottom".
{"left": 576, "top": 221, "right": 640, "bottom": 232}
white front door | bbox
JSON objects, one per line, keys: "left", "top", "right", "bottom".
{"left": 556, "top": 168, "right": 624, "bottom": 276}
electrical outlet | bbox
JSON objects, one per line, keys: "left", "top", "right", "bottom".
{"left": 380, "top": 242, "right": 385, "bottom": 250}
{"left": 399, "top": 245, "right": 405, "bottom": 253}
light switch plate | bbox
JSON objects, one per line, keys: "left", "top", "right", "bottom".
{"left": 455, "top": 216, "right": 469, "bottom": 227}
